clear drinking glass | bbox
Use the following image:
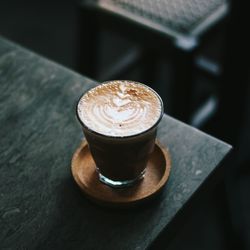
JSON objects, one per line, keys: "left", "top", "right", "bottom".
{"left": 76, "top": 80, "right": 163, "bottom": 188}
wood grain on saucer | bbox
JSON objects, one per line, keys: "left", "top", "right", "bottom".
{"left": 71, "top": 140, "right": 171, "bottom": 208}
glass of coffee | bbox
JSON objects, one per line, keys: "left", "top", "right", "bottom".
{"left": 76, "top": 80, "right": 163, "bottom": 188}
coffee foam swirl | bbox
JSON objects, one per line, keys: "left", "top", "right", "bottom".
{"left": 77, "top": 81, "right": 162, "bottom": 137}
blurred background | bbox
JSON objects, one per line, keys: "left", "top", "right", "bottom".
{"left": 0, "top": 0, "right": 249, "bottom": 249}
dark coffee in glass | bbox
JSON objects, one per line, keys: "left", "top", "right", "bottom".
{"left": 77, "top": 80, "right": 163, "bottom": 188}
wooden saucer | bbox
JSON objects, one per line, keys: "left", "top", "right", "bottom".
{"left": 71, "top": 140, "right": 171, "bottom": 208}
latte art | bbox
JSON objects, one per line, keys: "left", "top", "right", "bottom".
{"left": 77, "top": 81, "right": 162, "bottom": 137}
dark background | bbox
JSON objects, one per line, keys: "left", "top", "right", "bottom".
{"left": 0, "top": 1, "right": 249, "bottom": 249}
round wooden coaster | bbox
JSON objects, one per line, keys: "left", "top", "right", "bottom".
{"left": 71, "top": 140, "right": 171, "bottom": 208}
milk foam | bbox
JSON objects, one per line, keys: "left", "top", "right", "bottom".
{"left": 77, "top": 81, "right": 162, "bottom": 137}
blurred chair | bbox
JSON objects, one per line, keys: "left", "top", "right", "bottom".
{"left": 77, "top": 0, "right": 229, "bottom": 122}
{"left": 206, "top": 0, "right": 248, "bottom": 146}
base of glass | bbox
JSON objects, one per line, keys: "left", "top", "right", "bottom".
{"left": 98, "top": 171, "right": 145, "bottom": 188}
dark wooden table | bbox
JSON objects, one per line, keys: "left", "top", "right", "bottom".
{"left": 0, "top": 37, "right": 232, "bottom": 250}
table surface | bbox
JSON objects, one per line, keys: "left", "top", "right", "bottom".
{"left": 0, "top": 37, "right": 232, "bottom": 250}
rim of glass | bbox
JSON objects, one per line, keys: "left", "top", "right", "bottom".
{"left": 76, "top": 80, "right": 164, "bottom": 139}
